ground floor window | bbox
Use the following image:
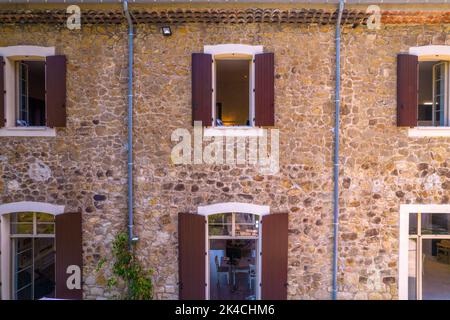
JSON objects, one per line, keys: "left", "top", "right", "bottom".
{"left": 208, "top": 213, "right": 259, "bottom": 300}
{"left": 408, "top": 212, "right": 450, "bottom": 300}
{"left": 10, "top": 212, "right": 55, "bottom": 300}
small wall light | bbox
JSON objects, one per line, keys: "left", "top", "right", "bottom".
{"left": 161, "top": 26, "right": 172, "bottom": 37}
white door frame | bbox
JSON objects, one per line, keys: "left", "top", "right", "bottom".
{"left": 198, "top": 202, "right": 269, "bottom": 300}
{"left": 399, "top": 204, "right": 450, "bottom": 300}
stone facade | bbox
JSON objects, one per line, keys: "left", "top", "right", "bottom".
{"left": 0, "top": 4, "right": 449, "bottom": 300}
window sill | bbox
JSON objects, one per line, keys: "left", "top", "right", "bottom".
{"left": 0, "top": 127, "right": 56, "bottom": 137}
{"left": 204, "top": 126, "right": 264, "bottom": 137}
{"left": 408, "top": 126, "right": 450, "bottom": 137}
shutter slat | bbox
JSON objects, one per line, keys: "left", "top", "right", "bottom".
{"left": 192, "top": 53, "right": 212, "bottom": 126}
{"left": 0, "top": 56, "right": 4, "bottom": 127}
{"left": 178, "top": 212, "right": 206, "bottom": 299}
{"left": 46, "top": 55, "right": 67, "bottom": 127}
{"left": 397, "top": 54, "right": 418, "bottom": 127}
{"left": 55, "top": 212, "right": 83, "bottom": 299}
{"left": 255, "top": 53, "right": 275, "bottom": 126}
{"left": 261, "top": 212, "right": 288, "bottom": 300}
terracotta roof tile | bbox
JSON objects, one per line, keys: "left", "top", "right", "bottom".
{"left": 0, "top": 8, "right": 448, "bottom": 25}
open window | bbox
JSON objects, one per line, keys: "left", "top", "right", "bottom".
{"left": 178, "top": 204, "right": 287, "bottom": 300}
{"left": 418, "top": 61, "right": 449, "bottom": 126}
{"left": 397, "top": 49, "right": 450, "bottom": 128}
{"left": 0, "top": 50, "right": 66, "bottom": 131}
{"left": 192, "top": 45, "right": 274, "bottom": 128}
{"left": 215, "top": 58, "right": 251, "bottom": 126}
{"left": 15, "top": 60, "right": 46, "bottom": 127}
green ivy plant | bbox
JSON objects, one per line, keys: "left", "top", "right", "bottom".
{"left": 97, "top": 232, "right": 153, "bottom": 300}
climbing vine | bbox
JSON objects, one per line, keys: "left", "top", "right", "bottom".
{"left": 98, "top": 232, "right": 153, "bottom": 300}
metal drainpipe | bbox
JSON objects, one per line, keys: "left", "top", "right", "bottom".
{"left": 123, "top": 0, "right": 138, "bottom": 249}
{"left": 332, "top": 0, "right": 345, "bottom": 300}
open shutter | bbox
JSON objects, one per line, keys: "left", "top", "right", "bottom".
{"left": 178, "top": 212, "right": 206, "bottom": 300}
{"left": 0, "top": 56, "right": 4, "bottom": 127}
{"left": 192, "top": 53, "right": 212, "bottom": 126}
{"left": 46, "top": 55, "right": 67, "bottom": 127}
{"left": 397, "top": 54, "right": 418, "bottom": 127}
{"left": 55, "top": 212, "right": 82, "bottom": 299}
{"left": 255, "top": 52, "right": 275, "bottom": 127}
{"left": 261, "top": 212, "right": 288, "bottom": 300}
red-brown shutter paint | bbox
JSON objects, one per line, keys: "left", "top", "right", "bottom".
{"left": 397, "top": 54, "right": 418, "bottom": 127}
{"left": 55, "top": 212, "right": 83, "bottom": 299}
{"left": 261, "top": 212, "right": 288, "bottom": 300}
{"left": 192, "top": 53, "right": 212, "bottom": 126}
{"left": 0, "top": 56, "right": 4, "bottom": 127}
{"left": 46, "top": 55, "right": 67, "bottom": 127}
{"left": 178, "top": 212, "right": 206, "bottom": 300}
{"left": 255, "top": 52, "right": 275, "bottom": 127}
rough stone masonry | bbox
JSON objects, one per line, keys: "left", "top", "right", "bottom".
{"left": 0, "top": 3, "right": 449, "bottom": 300}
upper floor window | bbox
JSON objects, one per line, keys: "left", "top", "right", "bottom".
{"left": 192, "top": 44, "right": 274, "bottom": 128}
{"left": 418, "top": 61, "right": 448, "bottom": 126}
{"left": 397, "top": 46, "right": 450, "bottom": 130}
{"left": 15, "top": 60, "right": 46, "bottom": 127}
{"left": 0, "top": 46, "right": 67, "bottom": 135}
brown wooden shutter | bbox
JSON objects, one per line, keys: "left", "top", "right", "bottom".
{"left": 55, "top": 212, "right": 83, "bottom": 299}
{"left": 178, "top": 212, "right": 206, "bottom": 300}
{"left": 192, "top": 53, "right": 212, "bottom": 126}
{"left": 397, "top": 54, "right": 418, "bottom": 127}
{"left": 46, "top": 55, "right": 67, "bottom": 127}
{"left": 255, "top": 52, "right": 275, "bottom": 127}
{"left": 0, "top": 56, "right": 4, "bottom": 127}
{"left": 261, "top": 212, "right": 288, "bottom": 300}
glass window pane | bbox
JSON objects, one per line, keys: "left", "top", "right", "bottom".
{"left": 16, "top": 284, "right": 32, "bottom": 300}
{"left": 36, "top": 213, "right": 55, "bottom": 223}
{"left": 235, "top": 213, "right": 259, "bottom": 237}
{"left": 422, "top": 239, "right": 450, "bottom": 300}
{"left": 209, "top": 213, "right": 232, "bottom": 236}
{"left": 409, "top": 213, "right": 418, "bottom": 235}
{"left": 37, "top": 223, "right": 55, "bottom": 235}
{"left": 408, "top": 238, "right": 417, "bottom": 300}
{"left": 11, "top": 212, "right": 33, "bottom": 223}
{"left": 34, "top": 238, "right": 55, "bottom": 299}
{"left": 421, "top": 213, "right": 450, "bottom": 235}
{"left": 11, "top": 223, "right": 33, "bottom": 235}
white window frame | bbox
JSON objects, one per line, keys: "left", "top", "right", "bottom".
{"left": 203, "top": 44, "right": 264, "bottom": 137}
{"left": 408, "top": 45, "right": 450, "bottom": 137}
{"left": 0, "top": 46, "right": 56, "bottom": 137}
{"left": 399, "top": 204, "right": 450, "bottom": 300}
{"left": 0, "top": 201, "right": 64, "bottom": 300}
{"left": 198, "top": 202, "right": 269, "bottom": 300}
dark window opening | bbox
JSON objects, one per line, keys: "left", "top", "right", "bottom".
{"left": 215, "top": 59, "right": 250, "bottom": 127}
{"left": 16, "top": 60, "right": 46, "bottom": 127}
{"left": 418, "top": 61, "right": 448, "bottom": 126}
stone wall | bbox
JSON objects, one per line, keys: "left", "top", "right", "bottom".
{"left": 0, "top": 23, "right": 129, "bottom": 299}
{"left": 0, "top": 7, "right": 449, "bottom": 300}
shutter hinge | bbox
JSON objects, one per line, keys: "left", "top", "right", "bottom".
{"left": 260, "top": 251, "right": 262, "bottom": 256}
{"left": 253, "top": 88, "right": 255, "bottom": 92}
{"left": 253, "top": 59, "right": 255, "bottom": 63}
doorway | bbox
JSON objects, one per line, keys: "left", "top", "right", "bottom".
{"left": 207, "top": 212, "right": 260, "bottom": 300}
{"left": 408, "top": 212, "right": 450, "bottom": 300}
{"left": 10, "top": 212, "right": 55, "bottom": 300}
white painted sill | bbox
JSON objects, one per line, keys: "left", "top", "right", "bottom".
{"left": 0, "top": 127, "right": 56, "bottom": 137}
{"left": 204, "top": 126, "right": 264, "bottom": 137}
